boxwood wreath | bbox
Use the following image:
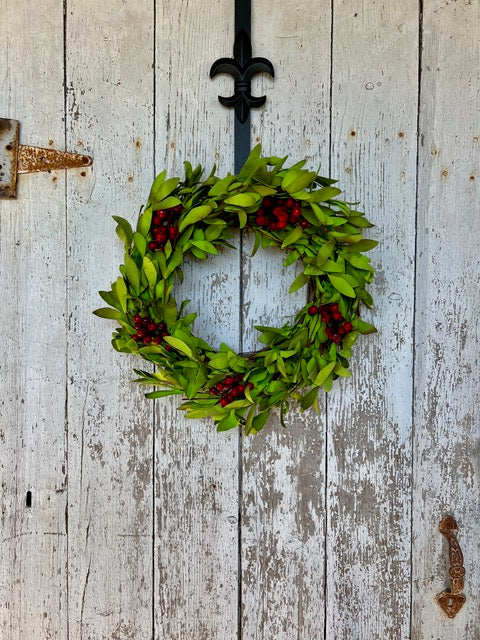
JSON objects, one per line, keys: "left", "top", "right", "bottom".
{"left": 94, "top": 144, "right": 377, "bottom": 434}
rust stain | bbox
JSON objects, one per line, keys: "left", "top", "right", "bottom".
{"left": 17, "top": 145, "right": 92, "bottom": 173}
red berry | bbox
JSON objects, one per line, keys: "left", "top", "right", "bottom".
{"left": 344, "top": 322, "right": 353, "bottom": 332}
{"left": 236, "top": 384, "right": 245, "bottom": 393}
{"left": 286, "top": 198, "right": 296, "bottom": 208}
{"left": 143, "top": 335, "right": 152, "bottom": 344}
{"left": 263, "top": 197, "right": 274, "bottom": 208}
{"left": 153, "top": 336, "right": 162, "bottom": 345}
{"left": 330, "top": 303, "right": 339, "bottom": 312}
{"left": 299, "top": 219, "right": 311, "bottom": 228}
{"left": 273, "top": 206, "right": 285, "bottom": 218}
{"left": 132, "top": 334, "right": 140, "bottom": 342}
{"left": 292, "top": 205, "right": 302, "bottom": 215}
{"left": 219, "top": 398, "right": 229, "bottom": 407}
{"left": 276, "top": 220, "right": 288, "bottom": 229}
{"left": 332, "top": 311, "right": 343, "bottom": 321}
{"left": 216, "top": 382, "right": 225, "bottom": 392}
{"left": 308, "top": 305, "right": 319, "bottom": 315}
{"left": 136, "top": 328, "right": 145, "bottom": 338}
{"left": 338, "top": 326, "right": 347, "bottom": 336}
{"left": 247, "top": 382, "right": 254, "bottom": 390}
{"left": 169, "top": 227, "right": 178, "bottom": 240}
{"left": 256, "top": 216, "right": 269, "bottom": 227}
{"left": 224, "top": 376, "right": 234, "bottom": 387}
{"left": 164, "top": 344, "right": 173, "bottom": 352}
{"left": 156, "top": 210, "right": 167, "bottom": 219}
{"left": 158, "top": 322, "right": 167, "bottom": 332}
{"left": 147, "top": 323, "right": 157, "bottom": 332}
{"left": 173, "top": 205, "right": 183, "bottom": 214}
{"left": 148, "top": 241, "right": 158, "bottom": 250}
{"left": 134, "top": 313, "right": 142, "bottom": 324}
{"left": 208, "top": 387, "right": 218, "bottom": 395}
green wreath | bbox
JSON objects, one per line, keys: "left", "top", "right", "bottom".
{"left": 94, "top": 144, "right": 377, "bottom": 434}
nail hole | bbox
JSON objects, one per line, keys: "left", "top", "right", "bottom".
{"left": 82, "top": 156, "right": 90, "bottom": 165}
{"left": 80, "top": 171, "right": 87, "bottom": 177}
{"left": 398, "top": 131, "right": 405, "bottom": 139}
{"left": 5, "top": 144, "right": 12, "bottom": 151}
{"left": 26, "top": 491, "right": 32, "bottom": 508}
{"left": 469, "top": 175, "right": 475, "bottom": 181}
{"left": 350, "top": 130, "right": 356, "bottom": 137}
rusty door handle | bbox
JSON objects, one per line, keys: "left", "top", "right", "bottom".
{"left": 436, "top": 515, "right": 466, "bottom": 618}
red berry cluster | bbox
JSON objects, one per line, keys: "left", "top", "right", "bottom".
{"left": 148, "top": 205, "right": 183, "bottom": 252}
{"left": 307, "top": 303, "right": 354, "bottom": 345}
{"left": 131, "top": 314, "right": 172, "bottom": 349}
{"left": 208, "top": 374, "right": 254, "bottom": 407}
{"left": 255, "top": 196, "right": 311, "bottom": 231}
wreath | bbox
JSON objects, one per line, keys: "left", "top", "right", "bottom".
{"left": 94, "top": 145, "right": 377, "bottom": 434}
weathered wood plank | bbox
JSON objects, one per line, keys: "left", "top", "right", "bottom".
{"left": 0, "top": 3, "right": 68, "bottom": 639}
{"left": 241, "top": 3, "right": 331, "bottom": 637}
{"left": 326, "top": 3, "right": 419, "bottom": 638}
{"left": 153, "top": 2, "right": 239, "bottom": 638}
{"left": 65, "top": 3, "right": 155, "bottom": 638}
{"left": 413, "top": 1, "right": 480, "bottom": 637}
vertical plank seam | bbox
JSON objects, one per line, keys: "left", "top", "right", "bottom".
{"left": 410, "top": 1, "right": 424, "bottom": 636}
{"left": 63, "top": 1, "right": 70, "bottom": 638}
{"left": 152, "top": 1, "right": 157, "bottom": 638}
{"left": 323, "top": 1, "right": 334, "bottom": 638}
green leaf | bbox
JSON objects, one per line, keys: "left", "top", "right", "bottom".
{"left": 147, "top": 170, "right": 167, "bottom": 202}
{"left": 281, "top": 170, "right": 316, "bottom": 194}
{"left": 137, "top": 207, "right": 153, "bottom": 237}
{"left": 289, "top": 271, "right": 309, "bottom": 294}
{"left": 113, "top": 216, "right": 133, "bottom": 247}
{"left": 313, "top": 361, "right": 336, "bottom": 386}
{"left": 354, "top": 319, "right": 377, "bottom": 334}
{"left": 216, "top": 411, "right": 239, "bottom": 432}
{"left": 178, "top": 204, "right": 213, "bottom": 232}
{"left": 93, "top": 307, "right": 123, "bottom": 320}
{"left": 300, "top": 387, "right": 319, "bottom": 410}
{"left": 343, "top": 239, "right": 379, "bottom": 252}
{"left": 124, "top": 255, "right": 140, "bottom": 291}
{"left": 208, "top": 174, "right": 234, "bottom": 196}
{"left": 250, "top": 410, "right": 270, "bottom": 434}
{"left": 113, "top": 277, "right": 128, "bottom": 312}
{"left": 328, "top": 274, "right": 356, "bottom": 297}
{"left": 190, "top": 240, "right": 218, "bottom": 254}
{"left": 164, "top": 336, "right": 194, "bottom": 358}
{"left": 224, "top": 193, "right": 258, "bottom": 207}
{"left": 133, "top": 231, "right": 147, "bottom": 257}
{"left": 151, "top": 177, "right": 180, "bottom": 203}
{"left": 237, "top": 209, "right": 247, "bottom": 228}
{"left": 165, "top": 245, "right": 184, "bottom": 278}
{"left": 145, "top": 389, "right": 183, "bottom": 399}
{"left": 316, "top": 238, "right": 336, "bottom": 266}
{"left": 310, "top": 186, "right": 342, "bottom": 202}
{"left": 142, "top": 256, "right": 158, "bottom": 289}
{"left": 281, "top": 226, "right": 304, "bottom": 248}
{"left": 163, "top": 300, "right": 178, "bottom": 326}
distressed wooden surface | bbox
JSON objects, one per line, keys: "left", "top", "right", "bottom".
{"left": 153, "top": 2, "right": 239, "bottom": 638}
{"left": 0, "top": 1, "right": 479, "bottom": 639}
{"left": 412, "top": 1, "right": 480, "bottom": 638}
{"left": 0, "top": 2, "right": 68, "bottom": 638}
{"left": 326, "top": 3, "right": 419, "bottom": 638}
{"left": 240, "top": 3, "right": 331, "bottom": 638}
{"left": 65, "top": 2, "right": 155, "bottom": 638}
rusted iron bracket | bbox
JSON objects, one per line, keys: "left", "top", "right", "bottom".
{"left": 0, "top": 118, "right": 92, "bottom": 198}
{"left": 436, "top": 515, "right": 466, "bottom": 618}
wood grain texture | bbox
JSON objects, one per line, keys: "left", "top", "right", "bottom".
{"left": 240, "top": 3, "right": 331, "bottom": 638}
{"left": 65, "top": 2, "right": 155, "bottom": 638}
{"left": 326, "top": 3, "right": 419, "bottom": 638}
{"left": 154, "top": 2, "right": 239, "bottom": 638}
{"left": 413, "top": 1, "right": 480, "bottom": 638}
{"left": 0, "top": 2, "right": 68, "bottom": 638}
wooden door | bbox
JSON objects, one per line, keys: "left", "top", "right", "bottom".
{"left": 1, "top": 1, "right": 478, "bottom": 638}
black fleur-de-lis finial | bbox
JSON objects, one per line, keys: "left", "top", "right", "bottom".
{"left": 210, "top": 29, "right": 274, "bottom": 124}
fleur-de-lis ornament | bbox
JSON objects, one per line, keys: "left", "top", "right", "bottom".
{"left": 210, "top": 29, "right": 274, "bottom": 124}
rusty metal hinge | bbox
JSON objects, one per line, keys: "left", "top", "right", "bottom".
{"left": 436, "top": 515, "right": 466, "bottom": 618}
{"left": 0, "top": 118, "right": 92, "bottom": 198}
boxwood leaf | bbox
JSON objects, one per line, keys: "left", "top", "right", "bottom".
{"left": 164, "top": 336, "right": 194, "bottom": 358}
{"left": 178, "top": 205, "right": 213, "bottom": 232}
{"left": 313, "top": 361, "right": 336, "bottom": 386}
{"left": 93, "top": 307, "right": 123, "bottom": 320}
{"left": 328, "top": 274, "right": 356, "bottom": 297}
